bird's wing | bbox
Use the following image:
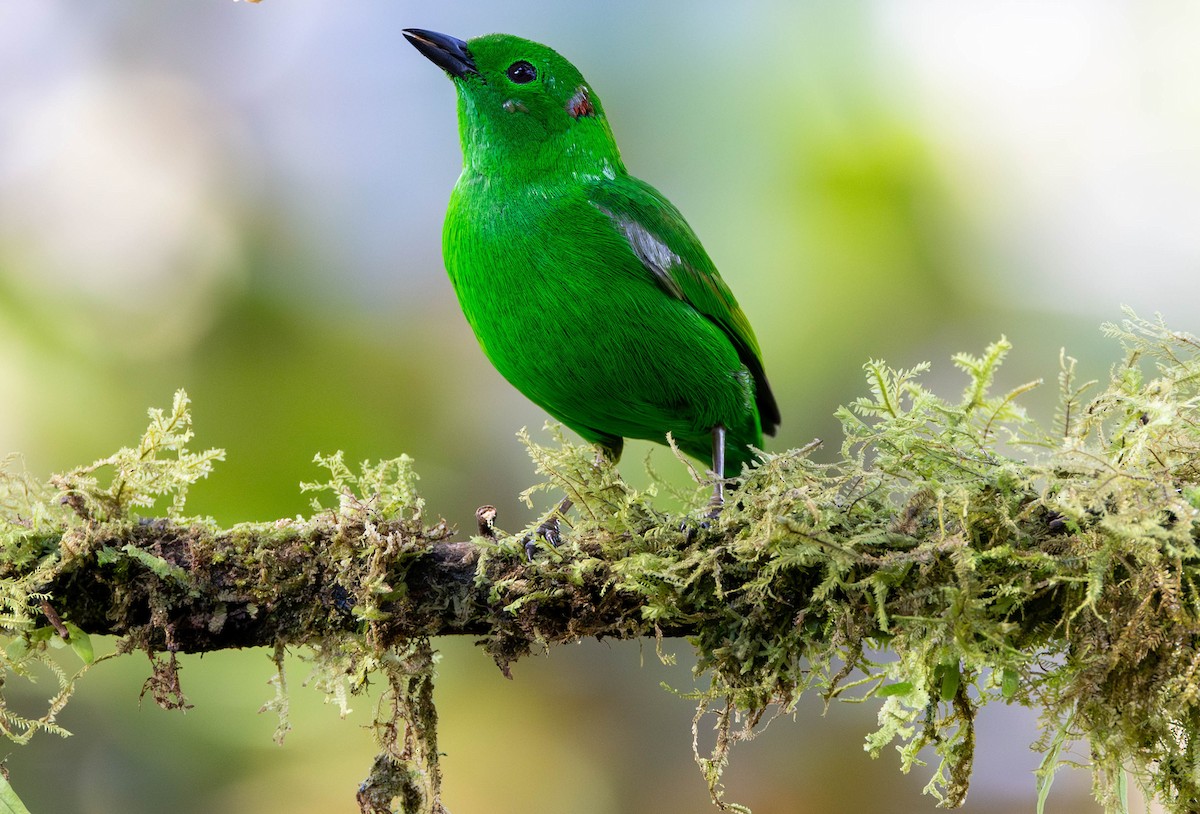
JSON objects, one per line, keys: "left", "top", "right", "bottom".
{"left": 587, "top": 175, "right": 780, "bottom": 435}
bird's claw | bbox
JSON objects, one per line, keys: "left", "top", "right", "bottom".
{"left": 679, "top": 501, "right": 723, "bottom": 543}
{"left": 679, "top": 517, "right": 711, "bottom": 544}
{"left": 522, "top": 516, "right": 563, "bottom": 561}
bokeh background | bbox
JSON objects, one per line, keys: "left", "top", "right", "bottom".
{"left": 2, "top": 1, "right": 1196, "bottom": 811}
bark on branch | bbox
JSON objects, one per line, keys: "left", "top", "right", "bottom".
{"left": 32, "top": 513, "right": 686, "bottom": 658}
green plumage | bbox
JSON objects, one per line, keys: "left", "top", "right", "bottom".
{"left": 406, "top": 30, "right": 779, "bottom": 476}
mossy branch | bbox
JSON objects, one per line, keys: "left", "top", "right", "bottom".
{"left": 3, "top": 310, "right": 1200, "bottom": 814}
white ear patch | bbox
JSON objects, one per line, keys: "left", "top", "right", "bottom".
{"left": 567, "top": 85, "right": 596, "bottom": 118}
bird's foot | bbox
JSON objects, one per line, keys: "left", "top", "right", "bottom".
{"left": 678, "top": 496, "right": 725, "bottom": 543}
{"left": 521, "top": 497, "right": 574, "bottom": 560}
{"left": 680, "top": 518, "right": 706, "bottom": 544}
{"left": 522, "top": 516, "right": 564, "bottom": 560}
{"left": 679, "top": 515, "right": 713, "bottom": 544}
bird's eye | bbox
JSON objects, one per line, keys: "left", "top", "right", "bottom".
{"left": 506, "top": 60, "right": 537, "bottom": 84}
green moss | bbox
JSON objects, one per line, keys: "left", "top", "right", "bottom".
{"left": 500, "top": 310, "right": 1200, "bottom": 812}
{"left": 2, "top": 310, "right": 1200, "bottom": 813}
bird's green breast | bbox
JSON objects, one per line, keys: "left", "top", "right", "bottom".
{"left": 443, "top": 171, "right": 761, "bottom": 461}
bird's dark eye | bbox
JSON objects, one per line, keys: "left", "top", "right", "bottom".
{"left": 506, "top": 60, "right": 537, "bottom": 84}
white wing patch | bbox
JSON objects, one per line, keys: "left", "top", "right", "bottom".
{"left": 593, "top": 204, "right": 685, "bottom": 300}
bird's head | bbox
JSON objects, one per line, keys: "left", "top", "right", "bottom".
{"left": 404, "top": 29, "right": 625, "bottom": 182}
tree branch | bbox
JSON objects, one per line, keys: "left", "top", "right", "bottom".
{"left": 3, "top": 311, "right": 1200, "bottom": 814}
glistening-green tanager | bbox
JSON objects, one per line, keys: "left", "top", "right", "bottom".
{"left": 404, "top": 29, "right": 780, "bottom": 528}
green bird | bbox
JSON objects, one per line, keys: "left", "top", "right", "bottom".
{"left": 404, "top": 29, "right": 780, "bottom": 543}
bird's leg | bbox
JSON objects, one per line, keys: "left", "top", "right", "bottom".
{"left": 707, "top": 425, "right": 727, "bottom": 519}
{"left": 681, "top": 426, "right": 728, "bottom": 542}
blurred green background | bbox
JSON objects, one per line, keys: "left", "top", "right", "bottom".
{"left": 2, "top": 1, "right": 1196, "bottom": 811}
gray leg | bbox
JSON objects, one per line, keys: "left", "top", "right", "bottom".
{"left": 707, "top": 425, "right": 726, "bottom": 518}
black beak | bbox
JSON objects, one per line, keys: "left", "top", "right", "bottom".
{"left": 403, "top": 28, "right": 479, "bottom": 79}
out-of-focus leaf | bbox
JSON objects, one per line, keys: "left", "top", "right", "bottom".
{"left": 64, "top": 622, "right": 94, "bottom": 664}
{"left": 0, "top": 772, "right": 33, "bottom": 814}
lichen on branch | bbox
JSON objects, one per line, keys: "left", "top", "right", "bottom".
{"left": 1, "top": 310, "right": 1199, "bottom": 814}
